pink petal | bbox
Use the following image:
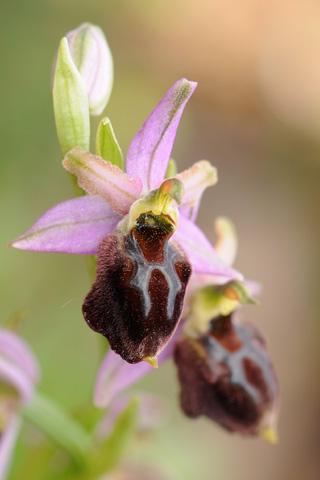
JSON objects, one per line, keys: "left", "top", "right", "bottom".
{"left": 9, "top": 195, "right": 120, "bottom": 255}
{"left": 177, "top": 160, "right": 217, "bottom": 208}
{"left": 97, "top": 392, "right": 166, "bottom": 439}
{"left": 179, "top": 202, "right": 201, "bottom": 223}
{"left": 94, "top": 350, "right": 152, "bottom": 408}
{"left": 137, "top": 393, "right": 167, "bottom": 430}
{"left": 0, "top": 357, "right": 35, "bottom": 405}
{"left": 63, "top": 147, "right": 142, "bottom": 215}
{"left": 177, "top": 160, "right": 217, "bottom": 222}
{"left": 0, "top": 416, "right": 21, "bottom": 480}
{"left": 245, "top": 280, "right": 263, "bottom": 297}
{"left": 94, "top": 346, "right": 173, "bottom": 409}
{"left": 97, "top": 395, "right": 132, "bottom": 438}
{"left": 126, "top": 79, "right": 197, "bottom": 191}
{"left": 213, "top": 216, "right": 238, "bottom": 267}
{"left": 0, "top": 329, "right": 39, "bottom": 384}
{"left": 174, "top": 215, "right": 243, "bottom": 281}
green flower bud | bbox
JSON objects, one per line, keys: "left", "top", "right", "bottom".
{"left": 53, "top": 37, "right": 90, "bottom": 156}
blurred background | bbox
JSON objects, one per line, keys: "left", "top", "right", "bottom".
{"left": 1, "top": 0, "right": 320, "bottom": 479}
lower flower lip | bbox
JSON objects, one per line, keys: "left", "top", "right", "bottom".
{"left": 173, "top": 314, "right": 279, "bottom": 438}
{"left": 82, "top": 218, "right": 192, "bottom": 364}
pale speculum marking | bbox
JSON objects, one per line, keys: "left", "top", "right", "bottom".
{"left": 204, "top": 323, "right": 277, "bottom": 404}
{"left": 126, "top": 233, "right": 182, "bottom": 319}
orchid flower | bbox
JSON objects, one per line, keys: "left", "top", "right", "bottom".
{"left": 10, "top": 79, "right": 243, "bottom": 367}
{"left": 0, "top": 328, "right": 40, "bottom": 480}
{"left": 174, "top": 313, "right": 280, "bottom": 442}
{"left": 172, "top": 218, "right": 279, "bottom": 442}
{"left": 10, "top": 79, "right": 238, "bottom": 280}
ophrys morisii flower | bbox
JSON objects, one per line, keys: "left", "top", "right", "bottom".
{"left": 10, "top": 79, "right": 243, "bottom": 366}
{"left": 173, "top": 218, "right": 279, "bottom": 442}
{"left": 173, "top": 313, "right": 279, "bottom": 442}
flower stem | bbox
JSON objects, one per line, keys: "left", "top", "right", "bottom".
{"left": 22, "top": 392, "right": 92, "bottom": 469}
{"left": 85, "top": 254, "right": 97, "bottom": 283}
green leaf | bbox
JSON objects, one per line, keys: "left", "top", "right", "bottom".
{"left": 53, "top": 37, "right": 90, "bottom": 156}
{"left": 91, "top": 396, "right": 139, "bottom": 476}
{"left": 22, "top": 392, "right": 92, "bottom": 469}
{"left": 95, "top": 117, "right": 123, "bottom": 169}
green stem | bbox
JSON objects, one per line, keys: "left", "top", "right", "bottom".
{"left": 85, "top": 255, "right": 97, "bottom": 283}
{"left": 68, "top": 171, "right": 86, "bottom": 197}
{"left": 22, "top": 392, "right": 92, "bottom": 469}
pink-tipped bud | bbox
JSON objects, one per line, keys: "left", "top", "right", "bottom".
{"left": 53, "top": 23, "right": 113, "bottom": 116}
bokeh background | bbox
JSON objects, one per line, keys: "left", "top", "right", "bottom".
{"left": 1, "top": 0, "right": 320, "bottom": 479}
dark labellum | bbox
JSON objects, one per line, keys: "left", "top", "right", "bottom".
{"left": 83, "top": 212, "right": 191, "bottom": 364}
{"left": 174, "top": 314, "right": 278, "bottom": 435}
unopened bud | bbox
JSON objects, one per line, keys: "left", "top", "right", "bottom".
{"left": 65, "top": 23, "right": 113, "bottom": 116}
